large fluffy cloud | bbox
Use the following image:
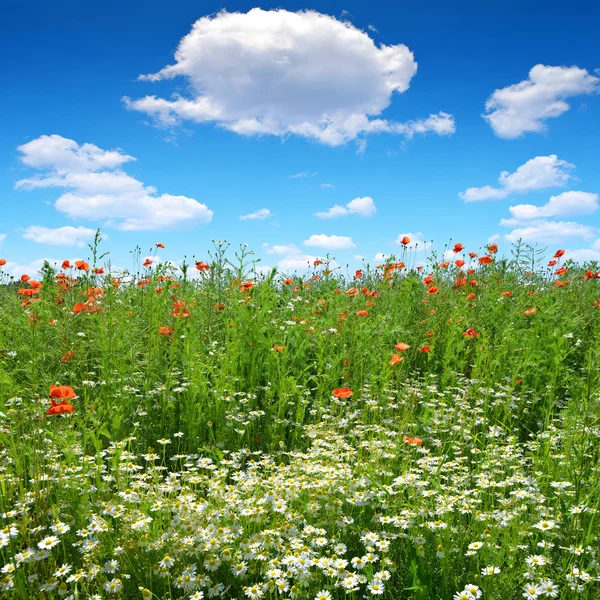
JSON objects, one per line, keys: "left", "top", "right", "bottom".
{"left": 123, "top": 9, "right": 455, "bottom": 146}
{"left": 483, "top": 65, "right": 600, "bottom": 139}
{"left": 15, "top": 135, "right": 213, "bottom": 231}
{"left": 315, "top": 196, "right": 376, "bottom": 219}
{"left": 460, "top": 155, "right": 574, "bottom": 202}
{"left": 509, "top": 191, "right": 599, "bottom": 220}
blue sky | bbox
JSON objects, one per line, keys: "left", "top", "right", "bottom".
{"left": 1, "top": 0, "right": 600, "bottom": 277}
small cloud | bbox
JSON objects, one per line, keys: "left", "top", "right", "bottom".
{"left": 320, "top": 183, "right": 335, "bottom": 189}
{"left": 289, "top": 171, "right": 318, "bottom": 179}
{"left": 262, "top": 243, "right": 300, "bottom": 255}
{"left": 0, "top": 233, "right": 6, "bottom": 247}
{"left": 240, "top": 208, "right": 274, "bottom": 220}
{"left": 315, "top": 196, "right": 376, "bottom": 219}
{"left": 303, "top": 234, "right": 356, "bottom": 250}
{"left": 368, "top": 24, "right": 378, "bottom": 32}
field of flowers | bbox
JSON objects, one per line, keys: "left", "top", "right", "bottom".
{"left": 0, "top": 236, "right": 599, "bottom": 600}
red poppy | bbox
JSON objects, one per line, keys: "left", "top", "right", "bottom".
{"left": 524, "top": 307, "right": 537, "bottom": 316}
{"left": 143, "top": 258, "right": 153, "bottom": 267}
{"left": 584, "top": 270, "right": 599, "bottom": 280}
{"left": 426, "top": 286, "right": 439, "bottom": 295}
{"left": 395, "top": 342, "right": 410, "bottom": 352}
{"left": 356, "top": 310, "right": 368, "bottom": 316}
{"left": 158, "top": 326, "right": 174, "bottom": 336}
{"left": 214, "top": 303, "right": 225, "bottom": 310}
{"left": 453, "top": 243, "right": 464, "bottom": 253}
{"left": 399, "top": 236, "right": 411, "bottom": 246}
{"left": 389, "top": 353, "right": 404, "bottom": 365}
{"left": 332, "top": 387, "right": 353, "bottom": 398}
{"left": 156, "top": 243, "right": 165, "bottom": 248}
{"left": 0, "top": 259, "right": 6, "bottom": 267}
{"left": 172, "top": 300, "right": 190, "bottom": 318}
{"left": 467, "top": 292, "right": 475, "bottom": 300}
{"left": 93, "top": 268, "right": 104, "bottom": 275}
{"left": 468, "top": 252, "right": 478, "bottom": 258}
{"left": 463, "top": 327, "right": 479, "bottom": 338}
{"left": 62, "top": 260, "right": 71, "bottom": 269}
{"left": 47, "top": 399, "right": 74, "bottom": 416}
{"left": 60, "top": 351, "right": 76, "bottom": 363}
{"left": 439, "top": 261, "right": 450, "bottom": 269}
{"left": 419, "top": 345, "right": 431, "bottom": 353}
{"left": 314, "top": 259, "right": 323, "bottom": 266}
{"left": 74, "top": 260, "right": 89, "bottom": 271}
{"left": 73, "top": 302, "right": 87, "bottom": 314}
{"left": 284, "top": 278, "right": 293, "bottom": 285}
{"left": 273, "top": 345, "right": 285, "bottom": 352}
{"left": 554, "top": 266, "right": 568, "bottom": 276}
{"left": 500, "top": 290, "right": 512, "bottom": 297}
{"left": 355, "top": 269, "right": 362, "bottom": 279}
{"left": 195, "top": 261, "right": 210, "bottom": 271}
{"left": 50, "top": 385, "right": 76, "bottom": 400}
{"left": 240, "top": 281, "right": 254, "bottom": 291}
{"left": 478, "top": 255, "right": 493, "bottom": 265}
{"left": 553, "top": 249, "right": 565, "bottom": 258}
{"left": 21, "top": 274, "right": 31, "bottom": 282}
{"left": 547, "top": 260, "right": 558, "bottom": 267}
{"left": 488, "top": 243, "right": 498, "bottom": 254}
{"left": 455, "top": 259, "right": 465, "bottom": 267}
{"left": 403, "top": 435, "right": 423, "bottom": 446}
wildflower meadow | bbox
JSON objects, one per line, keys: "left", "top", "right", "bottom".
{"left": 0, "top": 235, "right": 599, "bottom": 600}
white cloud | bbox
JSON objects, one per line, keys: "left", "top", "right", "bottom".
{"left": 240, "top": 208, "right": 273, "bottom": 220}
{"left": 502, "top": 219, "right": 597, "bottom": 244}
{"left": 16, "top": 135, "right": 213, "bottom": 231}
{"left": 21, "top": 225, "right": 98, "bottom": 247}
{"left": 315, "top": 196, "right": 376, "bottom": 219}
{"left": 124, "top": 8, "right": 454, "bottom": 146}
{"left": 483, "top": 64, "right": 600, "bottom": 138}
{"left": 509, "top": 191, "right": 599, "bottom": 220}
{"left": 0, "top": 234, "right": 5, "bottom": 247}
{"left": 394, "top": 232, "right": 431, "bottom": 251}
{"left": 303, "top": 234, "right": 356, "bottom": 249}
{"left": 564, "top": 248, "right": 600, "bottom": 263}
{"left": 289, "top": 171, "right": 318, "bottom": 178}
{"left": 320, "top": 183, "right": 335, "bottom": 189}
{"left": 460, "top": 155, "right": 574, "bottom": 202}
{"left": 262, "top": 243, "right": 300, "bottom": 255}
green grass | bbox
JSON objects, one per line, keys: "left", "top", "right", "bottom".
{"left": 0, "top": 237, "right": 599, "bottom": 599}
